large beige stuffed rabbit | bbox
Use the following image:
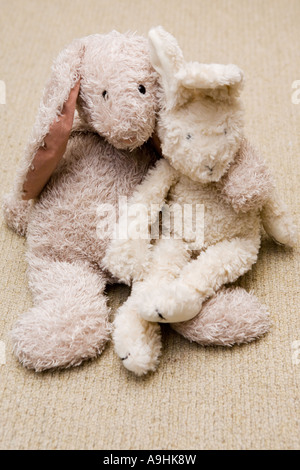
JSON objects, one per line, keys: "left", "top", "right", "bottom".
{"left": 3, "top": 31, "right": 161, "bottom": 371}
{"left": 104, "top": 27, "right": 297, "bottom": 376}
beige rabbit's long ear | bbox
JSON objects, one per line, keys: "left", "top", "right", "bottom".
{"left": 177, "top": 62, "right": 244, "bottom": 100}
{"left": 13, "top": 38, "right": 86, "bottom": 200}
{"left": 148, "top": 26, "right": 185, "bottom": 109}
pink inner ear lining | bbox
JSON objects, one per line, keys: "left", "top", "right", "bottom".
{"left": 22, "top": 81, "right": 81, "bottom": 200}
{"left": 22, "top": 147, "right": 63, "bottom": 200}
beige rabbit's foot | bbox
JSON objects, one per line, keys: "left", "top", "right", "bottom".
{"left": 136, "top": 281, "right": 204, "bottom": 323}
{"left": 172, "top": 287, "right": 270, "bottom": 346}
{"left": 11, "top": 298, "right": 111, "bottom": 371}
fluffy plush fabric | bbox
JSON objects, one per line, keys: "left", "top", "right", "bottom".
{"left": 172, "top": 287, "right": 270, "bottom": 346}
{"left": 12, "top": 260, "right": 111, "bottom": 371}
{"left": 113, "top": 285, "right": 162, "bottom": 376}
{"left": 261, "top": 190, "right": 298, "bottom": 246}
{"left": 104, "top": 26, "right": 296, "bottom": 376}
{"left": 2, "top": 196, "right": 33, "bottom": 236}
{"left": 218, "top": 138, "right": 274, "bottom": 212}
{"left": 3, "top": 31, "right": 160, "bottom": 371}
{"left": 1, "top": 0, "right": 299, "bottom": 451}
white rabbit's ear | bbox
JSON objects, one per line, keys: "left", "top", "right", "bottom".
{"left": 148, "top": 26, "right": 185, "bottom": 108}
{"left": 177, "top": 62, "right": 244, "bottom": 96}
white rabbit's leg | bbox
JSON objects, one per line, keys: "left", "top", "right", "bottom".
{"left": 143, "top": 238, "right": 191, "bottom": 283}
{"left": 261, "top": 190, "right": 297, "bottom": 247}
{"left": 139, "top": 236, "right": 261, "bottom": 323}
{"left": 102, "top": 159, "right": 178, "bottom": 285}
{"left": 133, "top": 238, "right": 191, "bottom": 321}
{"left": 114, "top": 238, "right": 190, "bottom": 375}
{"left": 12, "top": 256, "right": 111, "bottom": 371}
{"left": 113, "top": 283, "right": 162, "bottom": 376}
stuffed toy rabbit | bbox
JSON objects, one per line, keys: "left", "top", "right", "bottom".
{"left": 2, "top": 31, "right": 161, "bottom": 371}
{"left": 103, "top": 26, "right": 297, "bottom": 376}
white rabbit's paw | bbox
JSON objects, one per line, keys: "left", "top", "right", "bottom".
{"left": 137, "top": 282, "right": 204, "bottom": 323}
{"left": 118, "top": 339, "right": 160, "bottom": 376}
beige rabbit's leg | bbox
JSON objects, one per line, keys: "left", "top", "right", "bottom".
{"left": 172, "top": 287, "right": 270, "bottom": 345}
{"left": 12, "top": 255, "right": 111, "bottom": 371}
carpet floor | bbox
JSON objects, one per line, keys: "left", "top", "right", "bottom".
{"left": 0, "top": 0, "right": 299, "bottom": 450}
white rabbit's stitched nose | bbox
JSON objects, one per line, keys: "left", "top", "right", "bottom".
{"left": 205, "top": 164, "right": 215, "bottom": 174}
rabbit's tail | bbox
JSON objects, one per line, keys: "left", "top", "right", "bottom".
{"left": 261, "top": 189, "right": 297, "bottom": 247}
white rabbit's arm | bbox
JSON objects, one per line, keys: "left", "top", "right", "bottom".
{"left": 261, "top": 190, "right": 297, "bottom": 247}
{"left": 218, "top": 139, "right": 274, "bottom": 213}
{"left": 219, "top": 139, "right": 297, "bottom": 246}
{"left": 129, "top": 158, "right": 178, "bottom": 223}
{"left": 102, "top": 158, "right": 178, "bottom": 284}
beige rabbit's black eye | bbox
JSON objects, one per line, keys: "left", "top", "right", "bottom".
{"left": 102, "top": 90, "right": 108, "bottom": 100}
{"left": 186, "top": 133, "right": 192, "bottom": 140}
{"left": 138, "top": 85, "right": 146, "bottom": 94}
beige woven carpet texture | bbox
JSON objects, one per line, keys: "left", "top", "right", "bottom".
{"left": 0, "top": 0, "right": 299, "bottom": 450}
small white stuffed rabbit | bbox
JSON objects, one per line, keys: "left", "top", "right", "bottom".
{"left": 103, "top": 27, "right": 297, "bottom": 375}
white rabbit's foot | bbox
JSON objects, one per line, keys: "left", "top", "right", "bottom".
{"left": 136, "top": 281, "right": 204, "bottom": 323}
{"left": 102, "top": 238, "right": 151, "bottom": 285}
{"left": 113, "top": 302, "right": 162, "bottom": 376}
{"left": 118, "top": 339, "right": 161, "bottom": 376}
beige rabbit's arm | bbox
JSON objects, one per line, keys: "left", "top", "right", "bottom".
{"left": 102, "top": 158, "right": 179, "bottom": 284}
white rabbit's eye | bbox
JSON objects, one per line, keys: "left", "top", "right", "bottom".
{"left": 102, "top": 90, "right": 108, "bottom": 100}
{"left": 224, "top": 129, "right": 227, "bottom": 135}
{"left": 138, "top": 85, "right": 146, "bottom": 94}
{"left": 186, "top": 133, "right": 192, "bottom": 140}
